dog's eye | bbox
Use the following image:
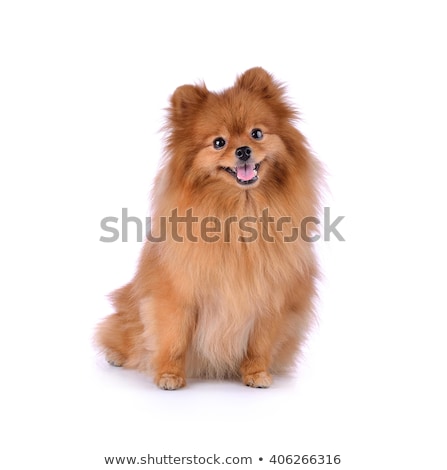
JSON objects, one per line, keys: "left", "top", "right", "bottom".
{"left": 251, "top": 128, "right": 263, "bottom": 140}
{"left": 213, "top": 137, "right": 226, "bottom": 149}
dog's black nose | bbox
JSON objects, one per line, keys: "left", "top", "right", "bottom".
{"left": 235, "top": 146, "right": 252, "bottom": 162}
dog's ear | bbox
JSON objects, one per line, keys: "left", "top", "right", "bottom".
{"left": 236, "top": 68, "right": 295, "bottom": 120}
{"left": 235, "top": 67, "right": 283, "bottom": 99}
{"left": 170, "top": 84, "right": 208, "bottom": 119}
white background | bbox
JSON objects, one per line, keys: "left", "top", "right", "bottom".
{"left": 1, "top": 1, "right": 446, "bottom": 469}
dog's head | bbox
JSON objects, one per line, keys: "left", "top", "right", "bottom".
{"left": 165, "top": 68, "right": 308, "bottom": 193}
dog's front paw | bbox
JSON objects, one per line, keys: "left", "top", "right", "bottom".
{"left": 243, "top": 371, "right": 272, "bottom": 388}
{"left": 156, "top": 373, "right": 186, "bottom": 390}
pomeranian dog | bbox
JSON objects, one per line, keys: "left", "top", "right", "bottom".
{"left": 96, "top": 68, "right": 321, "bottom": 389}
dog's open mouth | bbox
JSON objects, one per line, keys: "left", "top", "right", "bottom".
{"left": 223, "top": 163, "right": 260, "bottom": 185}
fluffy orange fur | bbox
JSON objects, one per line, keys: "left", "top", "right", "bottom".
{"left": 96, "top": 68, "right": 322, "bottom": 389}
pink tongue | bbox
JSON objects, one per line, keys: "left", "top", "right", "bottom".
{"left": 236, "top": 164, "right": 256, "bottom": 181}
